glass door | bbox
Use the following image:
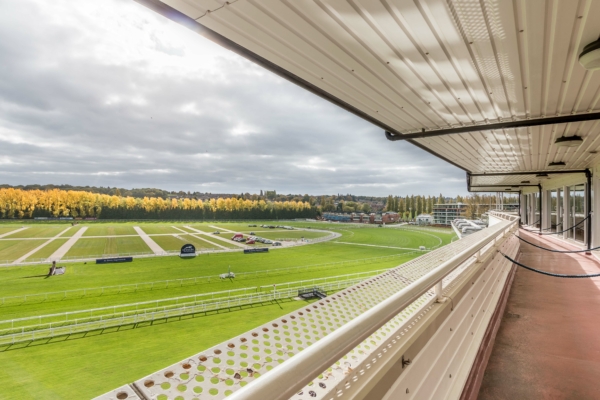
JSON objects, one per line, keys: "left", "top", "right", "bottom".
{"left": 550, "top": 190, "right": 557, "bottom": 232}
{"left": 556, "top": 189, "right": 562, "bottom": 232}
{"left": 534, "top": 193, "right": 540, "bottom": 228}
{"left": 569, "top": 185, "right": 585, "bottom": 242}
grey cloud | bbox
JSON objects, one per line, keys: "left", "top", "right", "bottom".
{"left": 0, "top": 0, "right": 468, "bottom": 197}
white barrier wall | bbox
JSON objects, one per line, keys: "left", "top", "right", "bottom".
{"left": 488, "top": 214, "right": 503, "bottom": 226}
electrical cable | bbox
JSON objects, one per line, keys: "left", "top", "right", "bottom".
{"left": 523, "top": 222, "right": 563, "bottom": 232}
{"left": 500, "top": 252, "right": 600, "bottom": 278}
{"left": 514, "top": 234, "right": 596, "bottom": 253}
{"left": 537, "top": 214, "right": 590, "bottom": 235}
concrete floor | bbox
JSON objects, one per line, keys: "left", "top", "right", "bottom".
{"left": 478, "top": 229, "right": 600, "bottom": 400}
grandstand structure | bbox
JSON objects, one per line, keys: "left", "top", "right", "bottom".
{"left": 100, "top": 1, "right": 600, "bottom": 399}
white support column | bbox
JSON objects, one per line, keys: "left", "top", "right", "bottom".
{"left": 529, "top": 194, "right": 535, "bottom": 225}
{"left": 542, "top": 189, "right": 551, "bottom": 231}
{"left": 593, "top": 169, "right": 600, "bottom": 247}
{"left": 585, "top": 180, "right": 590, "bottom": 246}
{"left": 520, "top": 193, "right": 526, "bottom": 223}
{"left": 563, "top": 186, "right": 570, "bottom": 240}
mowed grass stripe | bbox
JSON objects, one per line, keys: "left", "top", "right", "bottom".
{"left": 4, "top": 226, "right": 68, "bottom": 239}
{"left": 333, "top": 228, "right": 453, "bottom": 248}
{"left": 0, "top": 240, "right": 48, "bottom": 263}
{"left": 254, "top": 231, "right": 329, "bottom": 240}
{"left": 25, "top": 239, "right": 69, "bottom": 261}
{"left": 151, "top": 234, "right": 216, "bottom": 251}
{"left": 186, "top": 224, "right": 219, "bottom": 233}
{"left": 83, "top": 225, "right": 137, "bottom": 237}
{"left": 137, "top": 225, "right": 182, "bottom": 235}
{"left": 64, "top": 237, "right": 151, "bottom": 258}
{"left": 0, "top": 226, "right": 22, "bottom": 235}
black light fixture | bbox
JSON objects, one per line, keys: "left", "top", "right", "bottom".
{"left": 505, "top": 188, "right": 511, "bottom": 191}
{"left": 536, "top": 173, "right": 549, "bottom": 178}
{"left": 511, "top": 185, "right": 519, "bottom": 188}
{"left": 521, "top": 180, "right": 530, "bottom": 183}
{"left": 548, "top": 161, "right": 566, "bottom": 167}
{"left": 555, "top": 135, "right": 583, "bottom": 147}
{"left": 579, "top": 38, "right": 600, "bottom": 71}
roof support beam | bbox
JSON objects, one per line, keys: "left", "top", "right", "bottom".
{"left": 385, "top": 112, "right": 600, "bottom": 141}
{"left": 469, "top": 170, "right": 588, "bottom": 177}
{"left": 469, "top": 185, "right": 539, "bottom": 188}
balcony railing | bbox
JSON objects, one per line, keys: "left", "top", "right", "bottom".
{"left": 97, "top": 212, "right": 519, "bottom": 400}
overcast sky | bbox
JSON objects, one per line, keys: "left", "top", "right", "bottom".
{"left": 0, "top": 0, "right": 468, "bottom": 197}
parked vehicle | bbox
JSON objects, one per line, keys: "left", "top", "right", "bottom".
{"left": 273, "top": 242, "right": 282, "bottom": 246}
{"left": 231, "top": 233, "right": 244, "bottom": 240}
{"left": 264, "top": 239, "right": 273, "bottom": 244}
{"left": 249, "top": 232, "right": 255, "bottom": 235}
{"left": 213, "top": 231, "right": 220, "bottom": 234}
{"left": 246, "top": 239, "right": 255, "bottom": 244}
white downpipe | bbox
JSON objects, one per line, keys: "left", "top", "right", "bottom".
{"left": 228, "top": 221, "right": 516, "bottom": 400}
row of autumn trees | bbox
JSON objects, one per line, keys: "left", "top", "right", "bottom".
{"left": 384, "top": 194, "right": 443, "bottom": 220}
{"left": 0, "top": 188, "right": 316, "bottom": 220}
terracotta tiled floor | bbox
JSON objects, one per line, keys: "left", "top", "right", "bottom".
{"left": 478, "top": 229, "right": 600, "bottom": 400}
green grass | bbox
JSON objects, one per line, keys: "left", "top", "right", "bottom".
{"left": 0, "top": 242, "right": 404, "bottom": 298}
{"left": 136, "top": 225, "right": 182, "bottom": 235}
{"left": 4, "top": 226, "right": 69, "bottom": 239}
{"left": 25, "top": 239, "right": 69, "bottom": 261}
{"left": 186, "top": 224, "right": 222, "bottom": 233}
{"left": 64, "top": 237, "right": 151, "bottom": 257}
{"left": 82, "top": 225, "right": 137, "bottom": 236}
{"left": 331, "top": 227, "right": 455, "bottom": 248}
{"left": 182, "top": 233, "right": 241, "bottom": 249}
{"left": 254, "top": 231, "right": 329, "bottom": 240}
{"left": 0, "top": 220, "right": 455, "bottom": 399}
{"left": 0, "top": 240, "right": 48, "bottom": 262}
{"left": 151, "top": 234, "right": 219, "bottom": 251}
{"left": 0, "top": 226, "right": 22, "bottom": 235}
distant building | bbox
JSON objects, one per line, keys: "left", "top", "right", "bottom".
{"left": 433, "top": 203, "right": 466, "bottom": 226}
{"left": 322, "top": 212, "right": 351, "bottom": 222}
{"left": 416, "top": 214, "right": 433, "bottom": 225}
{"left": 351, "top": 213, "right": 371, "bottom": 223}
{"left": 382, "top": 212, "right": 400, "bottom": 224}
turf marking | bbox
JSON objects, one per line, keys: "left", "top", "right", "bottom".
{"left": 133, "top": 226, "right": 165, "bottom": 255}
{"left": 12, "top": 226, "right": 72, "bottom": 264}
{"left": 208, "top": 224, "right": 236, "bottom": 233}
{"left": 186, "top": 226, "right": 248, "bottom": 248}
{"left": 48, "top": 227, "right": 88, "bottom": 261}
{"left": 0, "top": 227, "right": 28, "bottom": 238}
{"left": 171, "top": 226, "right": 229, "bottom": 250}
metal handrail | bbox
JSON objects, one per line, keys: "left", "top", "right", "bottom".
{"left": 227, "top": 218, "right": 518, "bottom": 400}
